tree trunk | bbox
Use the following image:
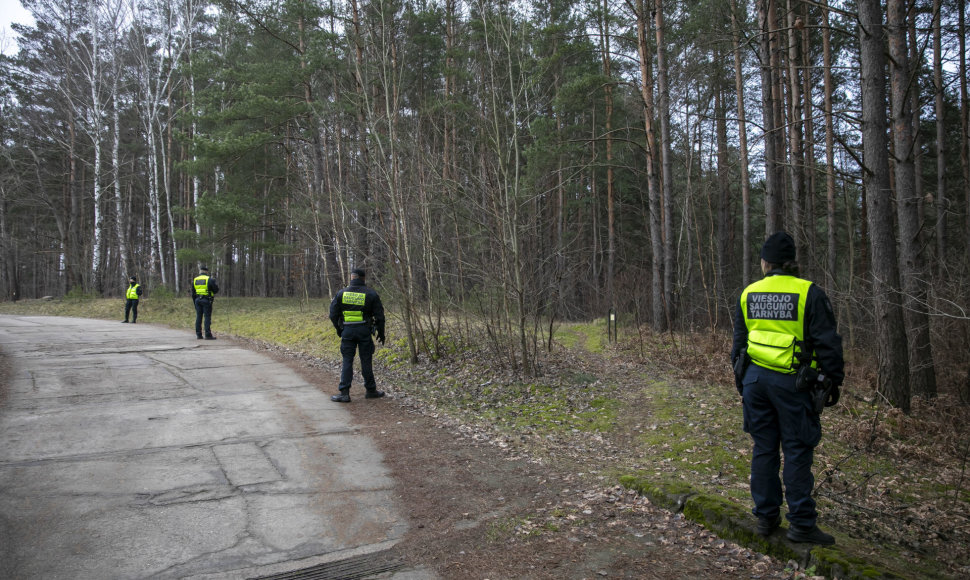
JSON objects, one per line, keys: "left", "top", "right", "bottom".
{"left": 715, "top": 64, "right": 730, "bottom": 322}
{"left": 960, "top": 1, "right": 970, "bottom": 257}
{"left": 889, "top": 0, "right": 936, "bottom": 399}
{"left": 655, "top": 0, "right": 675, "bottom": 328}
{"left": 601, "top": 0, "right": 616, "bottom": 312}
{"left": 759, "top": 0, "right": 784, "bottom": 233}
{"left": 933, "top": 0, "right": 946, "bottom": 275}
{"left": 635, "top": 0, "right": 664, "bottom": 330}
{"left": 801, "top": 1, "right": 816, "bottom": 268}
{"left": 732, "top": 1, "right": 753, "bottom": 287}
{"left": 859, "top": 0, "right": 911, "bottom": 412}
{"left": 822, "top": 0, "right": 837, "bottom": 293}
{"left": 785, "top": 0, "right": 808, "bottom": 263}
{"left": 87, "top": 0, "right": 105, "bottom": 294}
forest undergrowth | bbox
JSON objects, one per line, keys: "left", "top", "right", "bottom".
{"left": 1, "top": 298, "right": 968, "bottom": 577}
{"left": 376, "top": 320, "right": 970, "bottom": 578}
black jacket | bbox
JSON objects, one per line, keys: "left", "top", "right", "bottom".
{"left": 731, "top": 270, "right": 844, "bottom": 386}
{"left": 329, "top": 278, "right": 385, "bottom": 334}
{"left": 191, "top": 275, "right": 220, "bottom": 299}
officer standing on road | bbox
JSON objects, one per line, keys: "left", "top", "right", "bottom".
{"left": 329, "top": 268, "right": 385, "bottom": 403}
{"left": 122, "top": 275, "right": 142, "bottom": 323}
{"left": 731, "top": 231, "right": 844, "bottom": 545}
{"left": 192, "top": 265, "right": 220, "bottom": 340}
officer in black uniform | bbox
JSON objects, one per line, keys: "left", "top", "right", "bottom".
{"left": 192, "top": 265, "right": 220, "bottom": 340}
{"left": 731, "top": 231, "right": 844, "bottom": 545}
{"left": 329, "top": 268, "right": 385, "bottom": 403}
{"left": 122, "top": 275, "right": 142, "bottom": 323}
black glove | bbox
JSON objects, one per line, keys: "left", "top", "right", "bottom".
{"left": 335, "top": 325, "right": 343, "bottom": 338}
{"left": 732, "top": 352, "right": 747, "bottom": 397}
{"left": 376, "top": 329, "right": 385, "bottom": 345}
{"left": 825, "top": 384, "right": 841, "bottom": 407}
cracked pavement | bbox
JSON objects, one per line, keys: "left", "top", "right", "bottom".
{"left": 0, "top": 315, "right": 421, "bottom": 579}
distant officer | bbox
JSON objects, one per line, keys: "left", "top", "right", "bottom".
{"left": 731, "top": 231, "right": 844, "bottom": 545}
{"left": 122, "top": 275, "right": 142, "bottom": 323}
{"left": 192, "top": 265, "right": 220, "bottom": 340}
{"left": 329, "top": 268, "right": 386, "bottom": 403}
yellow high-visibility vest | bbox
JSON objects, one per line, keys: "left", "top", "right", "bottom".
{"left": 740, "top": 275, "right": 813, "bottom": 374}
{"left": 126, "top": 284, "right": 140, "bottom": 300}
{"left": 194, "top": 275, "right": 211, "bottom": 297}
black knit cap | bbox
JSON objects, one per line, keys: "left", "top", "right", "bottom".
{"left": 761, "top": 231, "right": 796, "bottom": 264}
{"left": 200, "top": 265, "right": 209, "bottom": 272}
{"left": 351, "top": 268, "right": 366, "bottom": 278}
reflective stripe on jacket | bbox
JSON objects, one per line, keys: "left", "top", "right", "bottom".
{"left": 740, "top": 275, "right": 813, "bottom": 374}
{"left": 126, "top": 284, "right": 140, "bottom": 300}
{"left": 341, "top": 291, "right": 366, "bottom": 323}
{"left": 194, "top": 275, "right": 211, "bottom": 297}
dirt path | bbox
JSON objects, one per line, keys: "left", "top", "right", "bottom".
{"left": 277, "top": 351, "right": 797, "bottom": 579}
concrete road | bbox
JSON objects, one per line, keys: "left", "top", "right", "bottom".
{"left": 0, "top": 316, "right": 418, "bottom": 579}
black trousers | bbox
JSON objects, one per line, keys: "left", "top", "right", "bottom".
{"left": 338, "top": 324, "right": 376, "bottom": 392}
{"left": 124, "top": 299, "right": 139, "bottom": 322}
{"left": 742, "top": 364, "right": 821, "bottom": 528}
{"left": 194, "top": 297, "right": 213, "bottom": 337}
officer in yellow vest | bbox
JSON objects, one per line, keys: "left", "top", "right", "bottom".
{"left": 731, "top": 231, "right": 844, "bottom": 545}
{"left": 328, "top": 268, "right": 386, "bottom": 402}
{"left": 122, "top": 275, "right": 142, "bottom": 323}
{"left": 192, "top": 265, "right": 220, "bottom": 339}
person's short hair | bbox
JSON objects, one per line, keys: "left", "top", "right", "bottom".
{"left": 351, "top": 268, "right": 366, "bottom": 278}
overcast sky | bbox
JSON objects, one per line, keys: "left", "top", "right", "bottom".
{"left": 1, "top": 0, "right": 34, "bottom": 56}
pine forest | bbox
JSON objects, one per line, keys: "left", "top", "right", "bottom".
{"left": 0, "top": 0, "right": 968, "bottom": 412}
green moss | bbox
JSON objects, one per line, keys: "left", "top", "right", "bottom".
{"left": 809, "top": 546, "right": 911, "bottom": 579}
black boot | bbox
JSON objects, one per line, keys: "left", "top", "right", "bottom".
{"left": 787, "top": 524, "right": 835, "bottom": 545}
{"left": 365, "top": 390, "right": 385, "bottom": 399}
{"left": 331, "top": 390, "right": 351, "bottom": 403}
{"left": 757, "top": 515, "right": 781, "bottom": 537}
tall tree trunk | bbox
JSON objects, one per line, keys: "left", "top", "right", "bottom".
{"left": 786, "top": 0, "right": 808, "bottom": 263}
{"left": 112, "top": 90, "right": 126, "bottom": 280}
{"left": 759, "top": 0, "right": 784, "bottom": 233}
{"left": 933, "top": 0, "right": 946, "bottom": 275}
{"left": 859, "top": 0, "right": 911, "bottom": 412}
{"left": 601, "top": 0, "right": 616, "bottom": 312}
{"left": 888, "top": 0, "right": 937, "bottom": 399}
{"left": 822, "top": 0, "right": 837, "bottom": 293}
{"left": 67, "top": 118, "right": 80, "bottom": 293}
{"left": 715, "top": 73, "right": 730, "bottom": 319}
{"left": 655, "top": 0, "right": 675, "bottom": 328}
{"left": 908, "top": 7, "right": 925, "bottom": 242}
{"left": 801, "top": 2, "right": 817, "bottom": 268}
{"left": 961, "top": 1, "right": 970, "bottom": 258}
{"left": 635, "top": 0, "right": 664, "bottom": 330}
{"left": 732, "top": 1, "right": 753, "bottom": 287}
{"left": 87, "top": 0, "right": 105, "bottom": 293}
